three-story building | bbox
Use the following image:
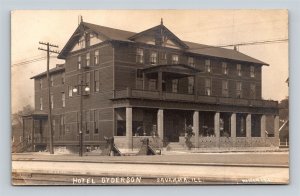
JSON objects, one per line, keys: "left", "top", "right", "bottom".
{"left": 25, "top": 20, "right": 279, "bottom": 152}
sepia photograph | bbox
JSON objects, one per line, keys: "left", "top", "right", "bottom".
{"left": 11, "top": 10, "right": 289, "bottom": 185}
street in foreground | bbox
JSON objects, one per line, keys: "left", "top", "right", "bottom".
{"left": 12, "top": 152, "right": 289, "bottom": 185}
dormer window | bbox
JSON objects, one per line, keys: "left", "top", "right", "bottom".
{"left": 222, "top": 62, "right": 228, "bottom": 75}
{"left": 50, "top": 75, "right": 54, "bottom": 86}
{"left": 171, "top": 54, "right": 179, "bottom": 64}
{"left": 237, "top": 64, "right": 242, "bottom": 76}
{"left": 136, "top": 48, "right": 144, "bottom": 63}
{"left": 205, "top": 60, "right": 211, "bottom": 73}
{"left": 150, "top": 51, "right": 157, "bottom": 65}
{"left": 250, "top": 66, "right": 255, "bottom": 77}
{"left": 188, "top": 57, "right": 195, "bottom": 67}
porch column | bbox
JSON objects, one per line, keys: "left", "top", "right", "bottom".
{"left": 31, "top": 118, "right": 35, "bottom": 151}
{"left": 193, "top": 111, "right": 199, "bottom": 148}
{"left": 214, "top": 112, "right": 220, "bottom": 138}
{"left": 158, "top": 71, "right": 162, "bottom": 93}
{"left": 22, "top": 118, "right": 25, "bottom": 142}
{"left": 157, "top": 109, "right": 164, "bottom": 140}
{"left": 246, "top": 114, "right": 252, "bottom": 138}
{"left": 260, "top": 115, "right": 266, "bottom": 138}
{"left": 230, "top": 113, "right": 236, "bottom": 138}
{"left": 274, "top": 115, "right": 280, "bottom": 139}
{"left": 126, "top": 107, "right": 133, "bottom": 150}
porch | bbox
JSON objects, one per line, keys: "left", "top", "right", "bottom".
{"left": 113, "top": 107, "right": 280, "bottom": 150}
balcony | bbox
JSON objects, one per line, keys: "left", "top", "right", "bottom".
{"left": 113, "top": 88, "right": 278, "bottom": 108}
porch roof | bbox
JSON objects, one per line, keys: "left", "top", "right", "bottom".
{"left": 22, "top": 111, "right": 48, "bottom": 119}
{"left": 141, "top": 64, "right": 202, "bottom": 78}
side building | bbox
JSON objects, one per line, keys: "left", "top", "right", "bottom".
{"left": 23, "top": 20, "right": 279, "bottom": 152}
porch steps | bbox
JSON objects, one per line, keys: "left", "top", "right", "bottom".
{"left": 166, "top": 142, "right": 186, "bottom": 151}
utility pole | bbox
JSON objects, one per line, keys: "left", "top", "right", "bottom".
{"left": 38, "top": 42, "right": 59, "bottom": 154}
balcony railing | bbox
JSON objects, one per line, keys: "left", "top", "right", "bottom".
{"left": 113, "top": 88, "right": 278, "bottom": 108}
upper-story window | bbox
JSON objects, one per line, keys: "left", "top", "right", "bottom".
{"left": 50, "top": 75, "right": 54, "bottom": 86}
{"left": 205, "top": 78, "right": 211, "bottom": 96}
{"left": 172, "top": 79, "right": 178, "bottom": 93}
{"left": 136, "top": 48, "right": 144, "bottom": 63}
{"left": 237, "top": 64, "right": 242, "bottom": 76}
{"left": 150, "top": 51, "right": 158, "bottom": 65}
{"left": 188, "top": 57, "right": 195, "bottom": 67}
{"left": 68, "top": 86, "right": 73, "bottom": 97}
{"left": 222, "top": 62, "right": 228, "bottom": 75}
{"left": 39, "top": 78, "right": 42, "bottom": 89}
{"left": 171, "top": 54, "right": 179, "bottom": 64}
{"left": 78, "top": 56, "right": 82, "bottom": 69}
{"left": 250, "top": 84, "right": 256, "bottom": 99}
{"left": 39, "top": 97, "right": 43, "bottom": 111}
{"left": 222, "top": 80, "right": 229, "bottom": 97}
{"left": 85, "top": 33, "right": 90, "bottom": 47}
{"left": 188, "top": 77, "right": 194, "bottom": 94}
{"left": 78, "top": 36, "right": 85, "bottom": 49}
{"left": 62, "top": 73, "right": 65, "bottom": 84}
{"left": 50, "top": 94, "right": 54, "bottom": 109}
{"left": 236, "top": 81, "right": 242, "bottom": 98}
{"left": 250, "top": 66, "right": 255, "bottom": 77}
{"left": 94, "top": 50, "right": 99, "bottom": 65}
{"left": 62, "top": 92, "right": 65, "bottom": 108}
{"left": 160, "top": 52, "right": 167, "bottom": 64}
{"left": 86, "top": 53, "right": 90, "bottom": 67}
{"left": 205, "top": 60, "right": 211, "bottom": 73}
{"left": 94, "top": 70, "right": 100, "bottom": 92}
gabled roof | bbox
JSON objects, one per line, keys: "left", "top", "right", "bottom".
{"left": 30, "top": 65, "right": 65, "bottom": 79}
{"left": 58, "top": 21, "right": 268, "bottom": 65}
{"left": 128, "top": 24, "right": 189, "bottom": 49}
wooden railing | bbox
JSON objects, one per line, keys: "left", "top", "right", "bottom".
{"left": 113, "top": 88, "right": 278, "bottom": 108}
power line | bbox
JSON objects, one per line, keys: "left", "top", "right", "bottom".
{"left": 12, "top": 56, "right": 57, "bottom": 67}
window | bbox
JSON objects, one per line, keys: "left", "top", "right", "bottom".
{"left": 62, "top": 92, "right": 65, "bottom": 108}
{"left": 205, "top": 78, "right": 211, "bottom": 96}
{"left": 222, "top": 62, "right": 228, "bottom": 75}
{"left": 205, "top": 60, "right": 211, "bottom": 73}
{"left": 78, "top": 56, "right": 82, "bottom": 69}
{"left": 237, "top": 64, "right": 242, "bottom": 76}
{"left": 250, "top": 66, "right": 255, "bottom": 77}
{"left": 68, "top": 86, "right": 73, "bottom": 97}
{"left": 94, "top": 70, "right": 100, "bottom": 92}
{"left": 171, "top": 54, "right": 179, "bottom": 64}
{"left": 150, "top": 51, "right": 157, "bottom": 65}
{"left": 172, "top": 79, "right": 178, "bottom": 93}
{"left": 94, "top": 110, "right": 98, "bottom": 134}
{"left": 61, "top": 73, "right": 65, "bottom": 84}
{"left": 188, "top": 57, "right": 195, "bottom": 67}
{"left": 160, "top": 52, "right": 167, "bottom": 63}
{"left": 222, "top": 80, "right": 229, "bottom": 97}
{"left": 250, "top": 84, "right": 256, "bottom": 99}
{"left": 50, "top": 75, "right": 54, "bottom": 86}
{"left": 236, "top": 82, "right": 242, "bottom": 98}
{"left": 85, "top": 72, "right": 91, "bottom": 88}
{"left": 60, "top": 115, "right": 65, "bottom": 136}
{"left": 50, "top": 94, "right": 54, "bottom": 109}
{"left": 39, "top": 79, "right": 42, "bottom": 89}
{"left": 136, "top": 48, "right": 144, "bottom": 63}
{"left": 136, "top": 69, "right": 143, "bottom": 89}
{"left": 188, "top": 77, "right": 194, "bottom": 94}
{"left": 78, "top": 36, "right": 85, "bottom": 49}
{"left": 39, "top": 97, "right": 43, "bottom": 110}
{"left": 94, "top": 50, "right": 99, "bottom": 65}
{"left": 86, "top": 53, "right": 90, "bottom": 67}
{"left": 85, "top": 33, "right": 90, "bottom": 47}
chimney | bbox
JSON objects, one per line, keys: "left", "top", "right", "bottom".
{"left": 161, "top": 18, "right": 163, "bottom": 25}
{"left": 233, "top": 45, "right": 238, "bottom": 51}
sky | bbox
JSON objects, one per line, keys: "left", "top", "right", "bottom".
{"left": 11, "top": 10, "right": 288, "bottom": 113}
